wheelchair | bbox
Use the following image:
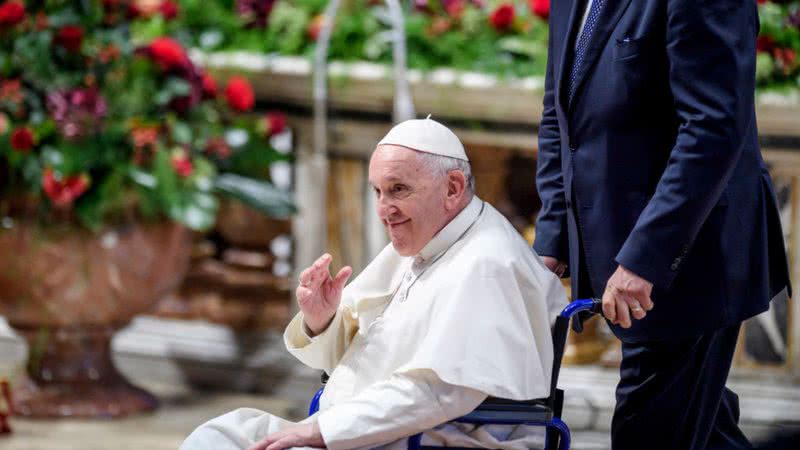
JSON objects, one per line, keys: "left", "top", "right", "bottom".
{"left": 308, "top": 298, "right": 603, "bottom": 450}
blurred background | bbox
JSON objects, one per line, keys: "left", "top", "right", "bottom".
{"left": 0, "top": 1, "right": 798, "bottom": 449}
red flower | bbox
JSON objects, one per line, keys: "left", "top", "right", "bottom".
{"left": 307, "top": 14, "right": 326, "bottom": 41}
{"left": 224, "top": 76, "right": 255, "bottom": 112}
{"left": 147, "top": 37, "right": 190, "bottom": 72}
{"left": 260, "top": 111, "right": 287, "bottom": 137}
{"left": 10, "top": 126, "right": 34, "bottom": 152}
{"left": 54, "top": 25, "right": 84, "bottom": 53}
{"left": 489, "top": 4, "right": 515, "bottom": 31}
{"left": 774, "top": 48, "right": 798, "bottom": 74}
{"left": 443, "top": 0, "right": 465, "bottom": 17}
{"left": 757, "top": 35, "right": 777, "bottom": 54}
{"left": 160, "top": 0, "right": 179, "bottom": 20}
{"left": 529, "top": 0, "right": 549, "bottom": 20}
{"left": 42, "top": 168, "right": 90, "bottom": 207}
{"left": 0, "top": 1, "right": 25, "bottom": 28}
{"left": 201, "top": 73, "right": 217, "bottom": 99}
{"left": 170, "top": 150, "right": 194, "bottom": 177}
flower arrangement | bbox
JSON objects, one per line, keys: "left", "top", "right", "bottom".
{"left": 757, "top": 0, "right": 800, "bottom": 91}
{"left": 176, "top": 0, "right": 551, "bottom": 78}
{"left": 0, "top": 0, "right": 294, "bottom": 232}
{"left": 172, "top": 0, "right": 799, "bottom": 91}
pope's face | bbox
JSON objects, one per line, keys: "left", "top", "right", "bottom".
{"left": 368, "top": 145, "right": 451, "bottom": 256}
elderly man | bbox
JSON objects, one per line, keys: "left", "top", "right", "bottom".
{"left": 180, "top": 117, "right": 567, "bottom": 450}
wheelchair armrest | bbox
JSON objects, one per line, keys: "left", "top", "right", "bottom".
{"left": 452, "top": 396, "right": 555, "bottom": 425}
{"left": 475, "top": 396, "right": 553, "bottom": 412}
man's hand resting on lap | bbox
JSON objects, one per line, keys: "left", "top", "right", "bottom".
{"left": 297, "top": 253, "right": 352, "bottom": 336}
{"left": 248, "top": 423, "right": 325, "bottom": 450}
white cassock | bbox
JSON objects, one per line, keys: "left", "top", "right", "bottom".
{"left": 180, "top": 197, "right": 568, "bottom": 450}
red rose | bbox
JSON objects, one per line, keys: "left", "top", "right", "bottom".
{"left": 201, "top": 73, "right": 217, "bottom": 99}
{"left": 160, "top": 0, "right": 179, "bottom": 20}
{"left": 170, "top": 150, "right": 193, "bottom": 177}
{"left": 42, "top": 168, "right": 90, "bottom": 207}
{"left": 489, "top": 4, "right": 515, "bottom": 31}
{"left": 147, "top": 37, "right": 190, "bottom": 72}
{"left": 54, "top": 25, "right": 84, "bottom": 53}
{"left": 261, "top": 111, "right": 287, "bottom": 137}
{"left": 0, "top": 1, "right": 25, "bottom": 28}
{"left": 529, "top": 0, "right": 549, "bottom": 20}
{"left": 10, "top": 126, "right": 34, "bottom": 152}
{"left": 224, "top": 76, "right": 255, "bottom": 112}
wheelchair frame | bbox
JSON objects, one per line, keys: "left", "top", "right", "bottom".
{"left": 308, "top": 298, "right": 602, "bottom": 450}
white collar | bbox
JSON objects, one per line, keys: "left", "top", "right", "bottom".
{"left": 416, "top": 196, "right": 483, "bottom": 263}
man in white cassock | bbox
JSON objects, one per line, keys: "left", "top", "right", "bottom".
{"left": 179, "top": 117, "right": 567, "bottom": 450}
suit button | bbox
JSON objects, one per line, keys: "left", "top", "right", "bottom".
{"left": 569, "top": 145, "right": 577, "bottom": 152}
{"left": 670, "top": 263, "right": 679, "bottom": 271}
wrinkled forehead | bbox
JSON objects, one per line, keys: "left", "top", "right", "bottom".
{"left": 368, "top": 144, "right": 427, "bottom": 185}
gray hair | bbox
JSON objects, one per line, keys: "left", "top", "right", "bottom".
{"left": 414, "top": 150, "right": 475, "bottom": 194}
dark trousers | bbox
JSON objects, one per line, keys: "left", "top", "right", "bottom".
{"left": 611, "top": 323, "right": 751, "bottom": 450}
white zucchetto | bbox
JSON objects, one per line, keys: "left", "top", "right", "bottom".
{"left": 377, "top": 115, "right": 469, "bottom": 162}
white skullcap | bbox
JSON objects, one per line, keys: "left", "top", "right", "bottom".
{"left": 377, "top": 115, "right": 469, "bottom": 162}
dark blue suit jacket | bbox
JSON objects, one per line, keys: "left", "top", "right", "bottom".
{"left": 533, "top": 0, "right": 791, "bottom": 341}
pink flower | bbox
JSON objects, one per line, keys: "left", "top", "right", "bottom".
{"left": 46, "top": 88, "right": 107, "bottom": 139}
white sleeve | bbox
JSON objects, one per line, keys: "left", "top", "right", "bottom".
{"left": 316, "top": 369, "right": 487, "bottom": 450}
{"left": 283, "top": 307, "right": 359, "bottom": 373}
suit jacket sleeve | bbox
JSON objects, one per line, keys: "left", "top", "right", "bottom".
{"left": 615, "top": 0, "right": 757, "bottom": 289}
{"left": 316, "top": 370, "right": 486, "bottom": 450}
{"left": 533, "top": 20, "right": 570, "bottom": 263}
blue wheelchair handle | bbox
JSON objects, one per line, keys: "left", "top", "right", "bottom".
{"left": 559, "top": 298, "right": 602, "bottom": 318}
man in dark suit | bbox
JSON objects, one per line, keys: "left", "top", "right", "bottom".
{"left": 533, "top": 0, "right": 792, "bottom": 449}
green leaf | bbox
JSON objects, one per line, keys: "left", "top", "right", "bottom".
{"left": 214, "top": 173, "right": 296, "bottom": 219}
{"left": 167, "top": 191, "right": 218, "bottom": 231}
{"left": 128, "top": 166, "right": 158, "bottom": 189}
{"left": 171, "top": 121, "right": 193, "bottom": 145}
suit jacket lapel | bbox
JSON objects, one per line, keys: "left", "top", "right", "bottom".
{"left": 556, "top": 0, "right": 587, "bottom": 112}
{"left": 566, "top": 0, "right": 634, "bottom": 110}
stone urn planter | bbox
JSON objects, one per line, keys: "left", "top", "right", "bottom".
{"left": 0, "top": 220, "right": 192, "bottom": 418}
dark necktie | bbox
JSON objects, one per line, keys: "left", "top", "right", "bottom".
{"left": 567, "top": 0, "right": 607, "bottom": 103}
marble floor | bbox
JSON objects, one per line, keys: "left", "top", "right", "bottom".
{"left": 1, "top": 318, "right": 798, "bottom": 450}
{"left": 0, "top": 391, "right": 613, "bottom": 450}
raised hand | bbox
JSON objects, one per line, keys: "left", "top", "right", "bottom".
{"left": 296, "top": 253, "right": 352, "bottom": 336}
